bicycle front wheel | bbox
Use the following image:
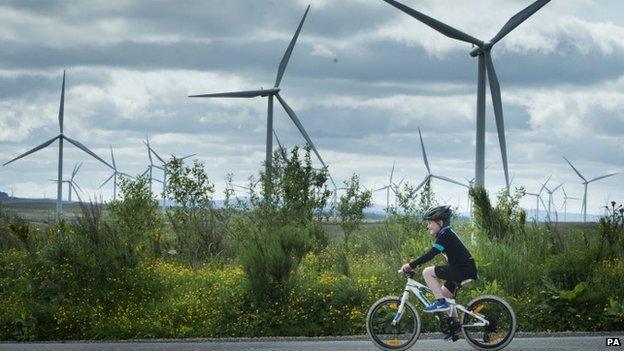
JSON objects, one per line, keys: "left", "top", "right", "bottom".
{"left": 461, "top": 295, "right": 516, "bottom": 350}
{"left": 366, "top": 296, "right": 421, "bottom": 351}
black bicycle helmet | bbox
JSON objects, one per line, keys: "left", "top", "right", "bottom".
{"left": 422, "top": 205, "right": 452, "bottom": 223}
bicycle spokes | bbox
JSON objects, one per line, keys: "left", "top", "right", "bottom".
{"left": 462, "top": 297, "right": 515, "bottom": 349}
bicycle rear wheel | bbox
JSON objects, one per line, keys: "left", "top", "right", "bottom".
{"left": 366, "top": 296, "right": 421, "bottom": 351}
{"left": 461, "top": 295, "right": 516, "bottom": 350}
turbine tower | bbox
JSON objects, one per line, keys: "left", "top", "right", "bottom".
{"left": 382, "top": 0, "right": 551, "bottom": 188}
{"left": 189, "top": 5, "right": 332, "bottom": 185}
{"left": 564, "top": 157, "right": 617, "bottom": 222}
{"left": 3, "top": 71, "right": 112, "bottom": 220}
{"left": 560, "top": 187, "right": 579, "bottom": 222}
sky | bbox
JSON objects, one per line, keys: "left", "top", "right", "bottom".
{"left": 0, "top": 0, "right": 622, "bottom": 216}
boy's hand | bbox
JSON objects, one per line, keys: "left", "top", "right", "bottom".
{"left": 400, "top": 263, "right": 413, "bottom": 273}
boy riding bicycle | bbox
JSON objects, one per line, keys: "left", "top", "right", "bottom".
{"left": 400, "top": 205, "right": 478, "bottom": 340}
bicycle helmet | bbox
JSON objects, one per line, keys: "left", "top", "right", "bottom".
{"left": 422, "top": 205, "right": 452, "bottom": 223}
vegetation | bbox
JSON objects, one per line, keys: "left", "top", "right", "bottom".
{"left": 0, "top": 152, "right": 622, "bottom": 340}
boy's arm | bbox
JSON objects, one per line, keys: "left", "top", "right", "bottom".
{"left": 409, "top": 244, "right": 443, "bottom": 268}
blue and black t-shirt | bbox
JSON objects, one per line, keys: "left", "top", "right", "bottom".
{"left": 409, "top": 226, "right": 477, "bottom": 274}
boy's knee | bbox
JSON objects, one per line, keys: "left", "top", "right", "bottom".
{"left": 422, "top": 266, "right": 436, "bottom": 277}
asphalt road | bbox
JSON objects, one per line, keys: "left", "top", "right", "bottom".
{"left": 1, "top": 335, "right": 623, "bottom": 351}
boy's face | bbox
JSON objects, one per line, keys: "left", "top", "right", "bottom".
{"left": 426, "top": 220, "right": 443, "bottom": 235}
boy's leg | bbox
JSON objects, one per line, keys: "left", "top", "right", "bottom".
{"left": 422, "top": 266, "right": 445, "bottom": 299}
{"left": 441, "top": 286, "right": 458, "bottom": 319}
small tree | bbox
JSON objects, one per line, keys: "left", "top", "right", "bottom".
{"left": 108, "top": 175, "right": 163, "bottom": 257}
{"left": 336, "top": 174, "right": 372, "bottom": 276}
{"left": 165, "top": 157, "right": 226, "bottom": 261}
{"left": 470, "top": 186, "right": 526, "bottom": 242}
{"left": 597, "top": 201, "right": 624, "bottom": 259}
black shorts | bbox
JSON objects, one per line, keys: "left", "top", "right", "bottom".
{"left": 434, "top": 264, "right": 477, "bottom": 295}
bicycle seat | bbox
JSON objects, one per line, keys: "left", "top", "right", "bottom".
{"left": 452, "top": 279, "right": 475, "bottom": 296}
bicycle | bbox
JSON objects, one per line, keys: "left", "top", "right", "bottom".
{"left": 366, "top": 269, "right": 516, "bottom": 350}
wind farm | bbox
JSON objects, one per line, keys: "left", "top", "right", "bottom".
{"left": 0, "top": 0, "right": 623, "bottom": 345}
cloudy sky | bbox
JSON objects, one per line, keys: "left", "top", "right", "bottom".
{"left": 0, "top": 0, "right": 622, "bottom": 216}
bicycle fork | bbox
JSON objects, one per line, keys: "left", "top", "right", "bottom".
{"left": 391, "top": 290, "right": 411, "bottom": 326}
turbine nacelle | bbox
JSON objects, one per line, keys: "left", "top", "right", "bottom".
{"left": 469, "top": 42, "right": 493, "bottom": 57}
{"left": 261, "top": 88, "right": 280, "bottom": 97}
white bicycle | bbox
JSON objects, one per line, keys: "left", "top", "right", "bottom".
{"left": 366, "top": 270, "right": 516, "bottom": 350}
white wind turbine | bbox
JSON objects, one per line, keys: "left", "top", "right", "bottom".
{"left": 49, "top": 162, "right": 83, "bottom": 203}
{"left": 412, "top": 127, "right": 468, "bottom": 195}
{"left": 373, "top": 162, "right": 400, "bottom": 212}
{"left": 3, "top": 71, "right": 112, "bottom": 220}
{"left": 381, "top": 0, "right": 551, "bottom": 188}
{"left": 99, "top": 146, "right": 133, "bottom": 200}
{"left": 564, "top": 157, "right": 618, "bottom": 222}
{"left": 541, "top": 181, "right": 563, "bottom": 223}
{"left": 189, "top": 4, "right": 334, "bottom": 191}
{"left": 560, "top": 187, "right": 579, "bottom": 222}
{"left": 144, "top": 141, "right": 196, "bottom": 207}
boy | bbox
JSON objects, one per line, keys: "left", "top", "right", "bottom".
{"left": 400, "top": 205, "right": 478, "bottom": 340}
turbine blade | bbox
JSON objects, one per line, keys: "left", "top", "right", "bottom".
{"left": 484, "top": 52, "right": 510, "bottom": 188}
{"left": 110, "top": 145, "right": 117, "bottom": 169}
{"left": 588, "top": 172, "right": 617, "bottom": 183}
{"left": 552, "top": 182, "right": 564, "bottom": 192}
{"left": 431, "top": 174, "right": 468, "bottom": 188}
{"left": 3, "top": 135, "right": 60, "bottom": 166}
{"left": 72, "top": 181, "right": 83, "bottom": 194}
{"left": 273, "top": 130, "right": 289, "bottom": 161}
{"left": 275, "top": 5, "right": 310, "bottom": 88}
{"left": 150, "top": 147, "right": 165, "bottom": 164}
{"left": 490, "top": 0, "right": 551, "bottom": 45}
{"left": 59, "top": 70, "right": 65, "bottom": 134}
{"left": 418, "top": 127, "right": 431, "bottom": 174}
{"left": 99, "top": 173, "right": 115, "bottom": 189}
{"left": 411, "top": 176, "right": 430, "bottom": 196}
{"left": 275, "top": 93, "right": 328, "bottom": 169}
{"left": 180, "top": 153, "right": 197, "bottom": 161}
{"left": 390, "top": 161, "right": 395, "bottom": 184}
{"left": 563, "top": 157, "right": 587, "bottom": 182}
{"left": 64, "top": 136, "right": 113, "bottom": 169}
{"left": 189, "top": 89, "right": 268, "bottom": 98}
{"left": 381, "top": 0, "right": 483, "bottom": 46}
{"left": 74, "top": 161, "right": 83, "bottom": 177}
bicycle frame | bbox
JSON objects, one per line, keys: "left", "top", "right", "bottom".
{"left": 392, "top": 276, "right": 490, "bottom": 328}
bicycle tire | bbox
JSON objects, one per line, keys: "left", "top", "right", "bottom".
{"left": 461, "top": 295, "right": 517, "bottom": 350}
{"left": 366, "top": 296, "right": 421, "bottom": 351}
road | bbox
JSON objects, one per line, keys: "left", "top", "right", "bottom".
{"left": 1, "top": 335, "right": 622, "bottom": 351}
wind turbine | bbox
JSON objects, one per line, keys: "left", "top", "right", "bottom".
{"left": 541, "top": 181, "right": 563, "bottom": 222}
{"left": 49, "top": 162, "right": 83, "bottom": 203}
{"left": 560, "top": 187, "right": 579, "bottom": 222}
{"left": 189, "top": 5, "right": 332, "bottom": 184}
{"left": 3, "top": 71, "right": 112, "bottom": 220}
{"left": 373, "top": 162, "right": 398, "bottom": 212}
{"left": 564, "top": 157, "right": 618, "bottom": 222}
{"left": 144, "top": 141, "right": 196, "bottom": 207}
{"left": 381, "top": 0, "right": 551, "bottom": 188}
{"left": 99, "top": 146, "right": 133, "bottom": 200}
{"left": 412, "top": 127, "right": 468, "bottom": 196}
{"left": 142, "top": 135, "right": 164, "bottom": 194}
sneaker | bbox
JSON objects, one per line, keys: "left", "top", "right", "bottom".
{"left": 444, "top": 332, "right": 460, "bottom": 342}
{"left": 444, "top": 321, "right": 461, "bottom": 342}
{"left": 424, "top": 299, "right": 451, "bottom": 313}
